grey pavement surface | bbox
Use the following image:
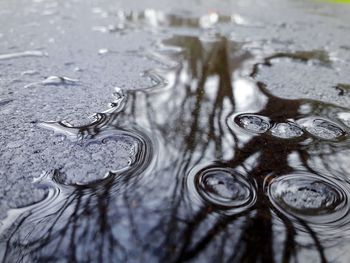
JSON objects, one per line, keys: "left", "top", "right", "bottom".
{"left": 0, "top": 0, "right": 350, "bottom": 260}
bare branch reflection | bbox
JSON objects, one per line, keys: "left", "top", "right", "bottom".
{"left": 1, "top": 33, "right": 350, "bottom": 263}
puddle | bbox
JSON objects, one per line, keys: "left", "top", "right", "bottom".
{"left": 1, "top": 12, "right": 350, "bottom": 263}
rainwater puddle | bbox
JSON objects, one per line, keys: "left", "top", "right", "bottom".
{"left": 1, "top": 9, "right": 350, "bottom": 263}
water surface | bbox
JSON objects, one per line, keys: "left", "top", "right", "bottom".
{"left": 1, "top": 3, "right": 350, "bottom": 263}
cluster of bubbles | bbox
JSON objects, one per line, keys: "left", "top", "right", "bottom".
{"left": 188, "top": 163, "right": 350, "bottom": 236}
{"left": 186, "top": 112, "right": 350, "bottom": 232}
{"left": 232, "top": 113, "right": 348, "bottom": 141}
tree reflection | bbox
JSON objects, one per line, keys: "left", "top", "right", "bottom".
{"left": 2, "top": 33, "right": 349, "bottom": 263}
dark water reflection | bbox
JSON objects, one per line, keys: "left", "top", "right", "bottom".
{"left": 1, "top": 33, "right": 350, "bottom": 262}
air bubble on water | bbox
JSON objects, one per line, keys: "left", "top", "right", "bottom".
{"left": 234, "top": 113, "right": 271, "bottom": 134}
{"left": 270, "top": 122, "right": 304, "bottom": 139}
{"left": 275, "top": 182, "right": 337, "bottom": 212}
{"left": 299, "top": 118, "right": 346, "bottom": 140}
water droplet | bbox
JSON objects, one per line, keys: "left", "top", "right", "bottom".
{"left": 233, "top": 113, "right": 271, "bottom": 133}
{"left": 42, "top": 76, "right": 79, "bottom": 86}
{"left": 98, "top": 49, "right": 109, "bottom": 55}
{"left": 0, "top": 50, "right": 47, "bottom": 60}
{"left": 104, "top": 87, "right": 126, "bottom": 114}
{"left": 199, "top": 12, "right": 219, "bottom": 28}
{"left": 270, "top": 121, "right": 304, "bottom": 139}
{"left": 188, "top": 164, "right": 256, "bottom": 214}
{"left": 299, "top": 118, "right": 346, "bottom": 140}
{"left": 21, "top": 70, "right": 39, "bottom": 76}
{"left": 92, "top": 26, "right": 109, "bottom": 33}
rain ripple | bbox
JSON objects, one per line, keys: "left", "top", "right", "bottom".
{"left": 187, "top": 163, "right": 256, "bottom": 215}
{"left": 267, "top": 172, "right": 350, "bottom": 237}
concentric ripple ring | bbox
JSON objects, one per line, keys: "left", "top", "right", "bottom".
{"left": 266, "top": 172, "right": 350, "bottom": 236}
{"left": 187, "top": 163, "right": 256, "bottom": 215}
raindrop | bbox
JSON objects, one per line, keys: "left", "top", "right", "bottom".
{"left": 98, "top": 49, "right": 109, "bottom": 55}
{"left": 21, "top": 70, "right": 39, "bottom": 76}
{"left": 42, "top": 76, "right": 79, "bottom": 86}
{"left": 270, "top": 121, "right": 304, "bottom": 139}
{"left": 233, "top": 113, "right": 271, "bottom": 134}
{"left": 0, "top": 50, "right": 47, "bottom": 60}
{"left": 25, "top": 76, "right": 79, "bottom": 88}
